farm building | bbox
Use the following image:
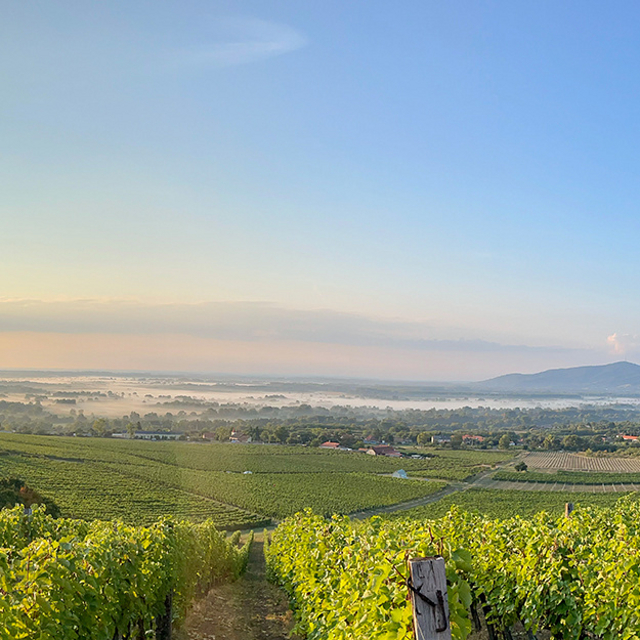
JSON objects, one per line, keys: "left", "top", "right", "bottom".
{"left": 320, "top": 441, "right": 340, "bottom": 449}
{"left": 366, "top": 445, "right": 402, "bottom": 457}
{"left": 230, "top": 430, "right": 252, "bottom": 444}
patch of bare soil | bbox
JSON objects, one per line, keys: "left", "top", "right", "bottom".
{"left": 177, "top": 538, "right": 301, "bottom": 640}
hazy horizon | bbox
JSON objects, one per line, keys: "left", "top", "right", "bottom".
{"left": 4, "top": 2, "right": 640, "bottom": 379}
{"left": 0, "top": 359, "right": 639, "bottom": 387}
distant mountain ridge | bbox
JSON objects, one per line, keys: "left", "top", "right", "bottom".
{"left": 479, "top": 361, "right": 640, "bottom": 394}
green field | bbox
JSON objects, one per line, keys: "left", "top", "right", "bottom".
{"left": 494, "top": 469, "right": 640, "bottom": 485}
{"left": 407, "top": 448, "right": 515, "bottom": 480}
{"left": 6, "top": 434, "right": 608, "bottom": 529}
{"left": 0, "top": 434, "right": 449, "bottom": 526}
{"left": 386, "top": 487, "right": 631, "bottom": 520}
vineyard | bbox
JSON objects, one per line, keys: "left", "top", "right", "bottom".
{"left": 4, "top": 434, "right": 640, "bottom": 638}
{"left": 105, "top": 463, "right": 448, "bottom": 518}
{"left": 386, "top": 487, "right": 631, "bottom": 520}
{"left": 0, "top": 433, "right": 513, "bottom": 476}
{"left": 0, "top": 504, "right": 252, "bottom": 639}
{"left": 266, "top": 498, "right": 640, "bottom": 640}
{"left": 0, "top": 434, "right": 458, "bottom": 525}
{"left": 523, "top": 451, "right": 640, "bottom": 472}
{"left": 495, "top": 469, "right": 640, "bottom": 486}
{"left": 0, "top": 452, "right": 268, "bottom": 528}
{"left": 408, "top": 449, "right": 515, "bottom": 481}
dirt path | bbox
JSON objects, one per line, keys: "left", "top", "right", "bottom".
{"left": 177, "top": 536, "right": 300, "bottom": 640}
{"left": 176, "top": 455, "right": 534, "bottom": 639}
{"left": 350, "top": 462, "right": 513, "bottom": 520}
{"left": 349, "top": 481, "right": 465, "bottom": 519}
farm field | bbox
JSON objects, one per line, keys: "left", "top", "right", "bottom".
{"left": 102, "top": 461, "right": 448, "bottom": 518}
{"left": 387, "top": 487, "right": 632, "bottom": 520}
{"left": 477, "top": 476, "right": 639, "bottom": 494}
{"left": 0, "top": 433, "right": 444, "bottom": 473}
{"left": 495, "top": 469, "right": 640, "bottom": 485}
{"left": 406, "top": 448, "right": 515, "bottom": 480}
{"left": 523, "top": 451, "right": 640, "bottom": 472}
{"left": 0, "top": 452, "right": 268, "bottom": 528}
{"left": 0, "top": 433, "right": 449, "bottom": 525}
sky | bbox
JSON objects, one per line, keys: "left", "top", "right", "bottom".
{"left": 2, "top": 1, "right": 640, "bottom": 380}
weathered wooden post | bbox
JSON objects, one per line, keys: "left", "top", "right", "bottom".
{"left": 408, "top": 557, "right": 451, "bottom": 640}
{"left": 565, "top": 502, "right": 574, "bottom": 518}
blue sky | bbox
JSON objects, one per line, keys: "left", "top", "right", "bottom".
{"left": 2, "top": 1, "right": 640, "bottom": 379}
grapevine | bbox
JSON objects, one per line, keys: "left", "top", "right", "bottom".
{"left": 266, "top": 498, "right": 640, "bottom": 640}
{"left": 0, "top": 505, "right": 252, "bottom": 639}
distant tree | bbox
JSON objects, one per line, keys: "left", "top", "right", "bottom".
{"left": 562, "top": 434, "right": 582, "bottom": 451}
{"left": 215, "top": 426, "right": 232, "bottom": 441}
{"left": 499, "top": 434, "right": 511, "bottom": 450}
{"left": 514, "top": 461, "right": 528, "bottom": 472}
{"left": 450, "top": 433, "right": 463, "bottom": 449}
{"left": 417, "top": 432, "right": 431, "bottom": 447}
{"left": 91, "top": 418, "right": 108, "bottom": 437}
{"left": 338, "top": 432, "right": 356, "bottom": 449}
{"left": 297, "top": 429, "right": 314, "bottom": 445}
{"left": 273, "top": 425, "right": 290, "bottom": 444}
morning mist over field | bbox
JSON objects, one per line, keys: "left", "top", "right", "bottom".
{"left": 3, "top": 2, "right": 640, "bottom": 379}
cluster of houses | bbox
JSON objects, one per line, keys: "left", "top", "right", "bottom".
{"left": 113, "top": 428, "right": 489, "bottom": 452}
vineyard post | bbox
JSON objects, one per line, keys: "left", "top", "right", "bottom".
{"left": 408, "top": 557, "right": 451, "bottom": 640}
{"left": 565, "top": 503, "right": 574, "bottom": 518}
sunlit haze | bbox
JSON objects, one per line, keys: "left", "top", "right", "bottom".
{"left": 3, "top": 1, "right": 640, "bottom": 379}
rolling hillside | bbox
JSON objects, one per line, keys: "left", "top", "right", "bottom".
{"left": 478, "top": 361, "right": 640, "bottom": 393}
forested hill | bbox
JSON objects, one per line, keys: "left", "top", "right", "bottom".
{"left": 478, "top": 361, "right": 640, "bottom": 394}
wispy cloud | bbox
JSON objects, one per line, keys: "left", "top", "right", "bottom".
{"left": 0, "top": 298, "right": 578, "bottom": 355}
{"left": 607, "top": 332, "right": 640, "bottom": 355}
{"left": 173, "top": 17, "right": 307, "bottom": 68}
